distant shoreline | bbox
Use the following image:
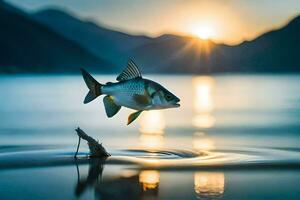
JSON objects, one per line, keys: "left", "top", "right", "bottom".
{"left": 1, "top": 72, "right": 300, "bottom": 76}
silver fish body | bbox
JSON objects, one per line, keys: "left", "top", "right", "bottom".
{"left": 81, "top": 60, "right": 180, "bottom": 125}
{"left": 102, "top": 78, "right": 180, "bottom": 111}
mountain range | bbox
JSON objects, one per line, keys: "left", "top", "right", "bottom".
{"left": 0, "top": 0, "right": 299, "bottom": 74}
{"left": 0, "top": 0, "right": 113, "bottom": 73}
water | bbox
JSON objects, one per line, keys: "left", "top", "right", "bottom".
{"left": 1, "top": 74, "right": 300, "bottom": 200}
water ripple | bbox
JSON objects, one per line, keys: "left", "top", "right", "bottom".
{"left": 1, "top": 145, "right": 300, "bottom": 170}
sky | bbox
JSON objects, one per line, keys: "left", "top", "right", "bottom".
{"left": 6, "top": 0, "right": 300, "bottom": 45}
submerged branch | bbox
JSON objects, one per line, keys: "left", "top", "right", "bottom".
{"left": 74, "top": 127, "right": 111, "bottom": 158}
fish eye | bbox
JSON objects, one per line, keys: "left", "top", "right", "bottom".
{"left": 165, "top": 94, "right": 172, "bottom": 101}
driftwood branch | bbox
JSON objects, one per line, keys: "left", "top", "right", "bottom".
{"left": 74, "top": 127, "right": 111, "bottom": 158}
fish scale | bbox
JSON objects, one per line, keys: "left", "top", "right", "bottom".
{"left": 102, "top": 79, "right": 149, "bottom": 110}
{"left": 104, "top": 79, "right": 145, "bottom": 96}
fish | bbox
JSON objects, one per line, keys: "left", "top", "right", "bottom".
{"left": 81, "top": 60, "right": 180, "bottom": 125}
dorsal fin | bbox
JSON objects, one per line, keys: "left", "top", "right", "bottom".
{"left": 116, "top": 59, "right": 142, "bottom": 81}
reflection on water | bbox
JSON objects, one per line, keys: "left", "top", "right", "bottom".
{"left": 75, "top": 159, "right": 159, "bottom": 200}
{"left": 139, "top": 111, "right": 165, "bottom": 134}
{"left": 2, "top": 75, "right": 300, "bottom": 200}
{"left": 139, "top": 111, "right": 165, "bottom": 150}
{"left": 75, "top": 158, "right": 105, "bottom": 198}
{"left": 139, "top": 134, "right": 164, "bottom": 149}
{"left": 193, "top": 132, "right": 215, "bottom": 151}
{"left": 192, "top": 77, "right": 216, "bottom": 155}
{"left": 192, "top": 77, "right": 215, "bottom": 128}
{"left": 193, "top": 114, "right": 215, "bottom": 129}
{"left": 192, "top": 77, "right": 223, "bottom": 200}
{"left": 194, "top": 172, "right": 225, "bottom": 199}
{"left": 139, "top": 170, "right": 160, "bottom": 191}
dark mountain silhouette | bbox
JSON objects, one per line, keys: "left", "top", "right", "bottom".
{"left": 0, "top": 0, "right": 114, "bottom": 73}
{"left": 130, "top": 35, "right": 217, "bottom": 73}
{"left": 220, "top": 15, "right": 300, "bottom": 72}
{"left": 32, "top": 8, "right": 151, "bottom": 68}
{"left": 1, "top": 0, "right": 299, "bottom": 73}
{"left": 33, "top": 6, "right": 300, "bottom": 74}
{"left": 130, "top": 16, "right": 300, "bottom": 73}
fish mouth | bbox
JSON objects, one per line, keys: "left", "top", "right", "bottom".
{"left": 173, "top": 99, "right": 180, "bottom": 107}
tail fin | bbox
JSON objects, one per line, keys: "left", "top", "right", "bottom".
{"left": 81, "top": 68, "right": 103, "bottom": 104}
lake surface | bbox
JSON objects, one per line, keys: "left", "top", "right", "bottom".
{"left": 1, "top": 74, "right": 300, "bottom": 200}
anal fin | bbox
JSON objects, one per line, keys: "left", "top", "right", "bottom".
{"left": 103, "top": 96, "right": 121, "bottom": 118}
{"left": 127, "top": 110, "right": 143, "bottom": 125}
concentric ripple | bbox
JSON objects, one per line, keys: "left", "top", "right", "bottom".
{"left": 1, "top": 144, "right": 300, "bottom": 170}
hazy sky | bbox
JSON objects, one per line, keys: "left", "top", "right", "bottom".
{"left": 7, "top": 0, "right": 300, "bottom": 44}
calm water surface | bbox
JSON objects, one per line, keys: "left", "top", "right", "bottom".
{"left": 0, "top": 75, "right": 300, "bottom": 200}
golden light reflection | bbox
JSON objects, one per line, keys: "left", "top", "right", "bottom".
{"left": 194, "top": 172, "right": 225, "bottom": 199}
{"left": 139, "top": 110, "right": 165, "bottom": 150}
{"left": 139, "top": 111, "right": 165, "bottom": 134}
{"left": 193, "top": 77, "right": 215, "bottom": 128}
{"left": 121, "top": 170, "right": 137, "bottom": 178}
{"left": 139, "top": 170, "right": 160, "bottom": 191}
{"left": 193, "top": 114, "right": 215, "bottom": 129}
{"left": 193, "top": 132, "right": 215, "bottom": 152}
{"left": 193, "top": 77, "right": 214, "bottom": 113}
{"left": 139, "top": 134, "right": 164, "bottom": 149}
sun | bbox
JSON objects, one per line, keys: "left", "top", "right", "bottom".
{"left": 191, "top": 24, "right": 216, "bottom": 40}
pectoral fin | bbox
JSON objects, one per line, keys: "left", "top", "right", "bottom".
{"left": 103, "top": 95, "right": 121, "bottom": 118}
{"left": 127, "top": 110, "right": 143, "bottom": 125}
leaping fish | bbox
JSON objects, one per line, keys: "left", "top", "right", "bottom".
{"left": 81, "top": 60, "right": 180, "bottom": 125}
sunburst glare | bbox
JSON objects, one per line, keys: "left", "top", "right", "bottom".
{"left": 190, "top": 22, "right": 216, "bottom": 40}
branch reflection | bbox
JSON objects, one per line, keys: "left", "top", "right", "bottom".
{"left": 75, "top": 160, "right": 159, "bottom": 200}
